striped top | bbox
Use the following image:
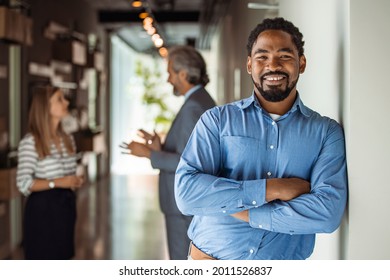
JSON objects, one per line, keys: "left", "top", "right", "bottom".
{"left": 16, "top": 133, "right": 78, "bottom": 196}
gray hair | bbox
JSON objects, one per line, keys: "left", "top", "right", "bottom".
{"left": 168, "top": 45, "right": 209, "bottom": 86}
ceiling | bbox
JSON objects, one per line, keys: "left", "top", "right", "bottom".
{"left": 84, "top": 0, "right": 231, "bottom": 54}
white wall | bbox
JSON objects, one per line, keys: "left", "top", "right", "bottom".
{"left": 278, "top": 0, "right": 349, "bottom": 260}
{"left": 213, "top": 0, "right": 350, "bottom": 259}
{"left": 270, "top": 0, "right": 390, "bottom": 259}
{"left": 211, "top": 0, "right": 390, "bottom": 260}
{"left": 210, "top": 0, "right": 277, "bottom": 104}
{"left": 348, "top": 0, "right": 390, "bottom": 259}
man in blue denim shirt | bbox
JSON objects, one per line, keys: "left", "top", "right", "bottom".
{"left": 175, "top": 17, "right": 347, "bottom": 260}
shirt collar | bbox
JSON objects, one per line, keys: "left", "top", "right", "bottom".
{"left": 184, "top": 84, "right": 202, "bottom": 100}
{"left": 237, "top": 91, "right": 311, "bottom": 118}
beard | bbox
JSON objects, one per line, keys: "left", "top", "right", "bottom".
{"left": 173, "top": 88, "right": 181, "bottom": 97}
{"left": 252, "top": 71, "right": 299, "bottom": 102}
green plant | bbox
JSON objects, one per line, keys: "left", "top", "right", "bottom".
{"left": 135, "top": 59, "right": 174, "bottom": 132}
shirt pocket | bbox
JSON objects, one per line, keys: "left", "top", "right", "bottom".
{"left": 220, "top": 136, "right": 263, "bottom": 179}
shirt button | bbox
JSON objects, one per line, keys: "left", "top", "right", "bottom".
{"left": 267, "top": 171, "right": 272, "bottom": 176}
{"left": 252, "top": 201, "right": 257, "bottom": 205}
{"left": 259, "top": 224, "right": 263, "bottom": 228}
{"left": 222, "top": 210, "right": 226, "bottom": 213}
{"left": 270, "top": 145, "right": 274, "bottom": 149}
{"left": 249, "top": 249, "right": 254, "bottom": 254}
{"left": 272, "top": 121, "right": 276, "bottom": 125}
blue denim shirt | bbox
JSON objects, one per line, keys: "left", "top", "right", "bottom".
{"left": 175, "top": 93, "right": 347, "bottom": 260}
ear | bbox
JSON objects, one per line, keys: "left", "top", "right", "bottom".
{"left": 299, "top": 55, "right": 307, "bottom": 74}
{"left": 246, "top": 56, "right": 252, "bottom": 74}
{"left": 179, "top": 69, "right": 188, "bottom": 81}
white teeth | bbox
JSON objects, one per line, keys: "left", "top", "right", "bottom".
{"left": 265, "top": 76, "right": 284, "bottom": 81}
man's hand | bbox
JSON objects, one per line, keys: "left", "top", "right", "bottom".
{"left": 121, "top": 141, "right": 151, "bottom": 158}
{"left": 230, "top": 178, "right": 310, "bottom": 222}
{"left": 231, "top": 210, "right": 249, "bottom": 222}
{"left": 119, "top": 129, "right": 162, "bottom": 159}
{"left": 266, "top": 178, "right": 310, "bottom": 202}
{"left": 137, "top": 129, "right": 161, "bottom": 151}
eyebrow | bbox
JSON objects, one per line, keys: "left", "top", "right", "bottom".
{"left": 253, "top": 47, "right": 294, "bottom": 55}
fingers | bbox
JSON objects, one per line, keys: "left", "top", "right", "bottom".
{"left": 138, "top": 129, "right": 159, "bottom": 144}
{"left": 72, "top": 176, "right": 84, "bottom": 188}
{"left": 138, "top": 129, "right": 152, "bottom": 139}
{"left": 123, "top": 129, "right": 157, "bottom": 148}
{"left": 77, "top": 176, "right": 84, "bottom": 186}
{"left": 119, "top": 142, "right": 129, "bottom": 149}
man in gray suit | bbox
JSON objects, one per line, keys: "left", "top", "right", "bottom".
{"left": 122, "top": 46, "right": 216, "bottom": 259}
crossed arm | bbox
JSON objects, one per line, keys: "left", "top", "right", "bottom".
{"left": 175, "top": 110, "right": 347, "bottom": 235}
{"left": 230, "top": 178, "right": 310, "bottom": 222}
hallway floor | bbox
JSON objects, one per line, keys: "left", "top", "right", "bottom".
{"left": 74, "top": 173, "right": 169, "bottom": 260}
{"left": 12, "top": 173, "right": 169, "bottom": 260}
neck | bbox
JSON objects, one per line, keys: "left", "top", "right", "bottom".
{"left": 255, "top": 89, "right": 297, "bottom": 115}
{"left": 181, "top": 83, "right": 195, "bottom": 96}
{"left": 51, "top": 119, "right": 60, "bottom": 138}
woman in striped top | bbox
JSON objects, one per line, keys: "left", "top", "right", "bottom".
{"left": 16, "top": 86, "right": 84, "bottom": 260}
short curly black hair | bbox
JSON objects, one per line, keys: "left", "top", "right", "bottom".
{"left": 246, "top": 17, "right": 305, "bottom": 57}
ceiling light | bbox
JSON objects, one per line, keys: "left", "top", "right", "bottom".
{"left": 151, "top": 33, "right": 160, "bottom": 42}
{"left": 154, "top": 38, "right": 164, "bottom": 48}
{"left": 247, "top": 3, "right": 279, "bottom": 9}
{"left": 143, "top": 17, "right": 153, "bottom": 26}
{"left": 146, "top": 26, "right": 156, "bottom": 35}
{"left": 132, "top": 1, "right": 143, "bottom": 8}
{"left": 139, "top": 12, "right": 148, "bottom": 19}
{"left": 159, "top": 47, "right": 168, "bottom": 58}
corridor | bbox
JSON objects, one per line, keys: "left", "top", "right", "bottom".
{"left": 75, "top": 173, "right": 169, "bottom": 260}
{"left": 11, "top": 173, "right": 169, "bottom": 260}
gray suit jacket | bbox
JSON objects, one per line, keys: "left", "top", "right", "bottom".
{"left": 150, "top": 86, "right": 216, "bottom": 215}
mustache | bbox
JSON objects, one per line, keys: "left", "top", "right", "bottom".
{"left": 261, "top": 71, "right": 289, "bottom": 80}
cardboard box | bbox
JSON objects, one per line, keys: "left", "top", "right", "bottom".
{"left": 23, "top": 16, "right": 33, "bottom": 46}
{"left": 53, "top": 39, "right": 87, "bottom": 66}
{"left": 87, "top": 51, "right": 104, "bottom": 71}
{"left": 73, "top": 130, "right": 106, "bottom": 154}
{"left": 0, "top": 6, "right": 33, "bottom": 45}
{"left": 0, "top": 168, "right": 19, "bottom": 200}
{"left": 0, "top": 201, "right": 11, "bottom": 259}
{"left": 0, "top": 6, "right": 11, "bottom": 40}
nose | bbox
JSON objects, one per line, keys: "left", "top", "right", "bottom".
{"left": 267, "top": 57, "right": 282, "bottom": 71}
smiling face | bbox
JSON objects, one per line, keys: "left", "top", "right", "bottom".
{"left": 247, "top": 29, "right": 306, "bottom": 104}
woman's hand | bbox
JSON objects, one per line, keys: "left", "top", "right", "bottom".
{"left": 59, "top": 175, "right": 84, "bottom": 189}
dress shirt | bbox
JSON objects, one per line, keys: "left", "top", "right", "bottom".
{"left": 175, "top": 93, "right": 347, "bottom": 260}
{"left": 17, "top": 133, "right": 77, "bottom": 196}
{"left": 184, "top": 84, "right": 202, "bottom": 100}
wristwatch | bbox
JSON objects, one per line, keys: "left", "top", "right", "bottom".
{"left": 48, "top": 180, "right": 55, "bottom": 189}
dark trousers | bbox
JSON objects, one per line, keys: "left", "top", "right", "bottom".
{"left": 23, "top": 189, "right": 76, "bottom": 260}
{"left": 164, "top": 214, "right": 192, "bottom": 260}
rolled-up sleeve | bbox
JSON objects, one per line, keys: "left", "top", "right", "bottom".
{"left": 16, "top": 136, "right": 38, "bottom": 196}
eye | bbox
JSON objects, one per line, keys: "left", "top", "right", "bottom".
{"left": 254, "top": 55, "right": 268, "bottom": 61}
{"left": 280, "top": 55, "right": 293, "bottom": 60}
